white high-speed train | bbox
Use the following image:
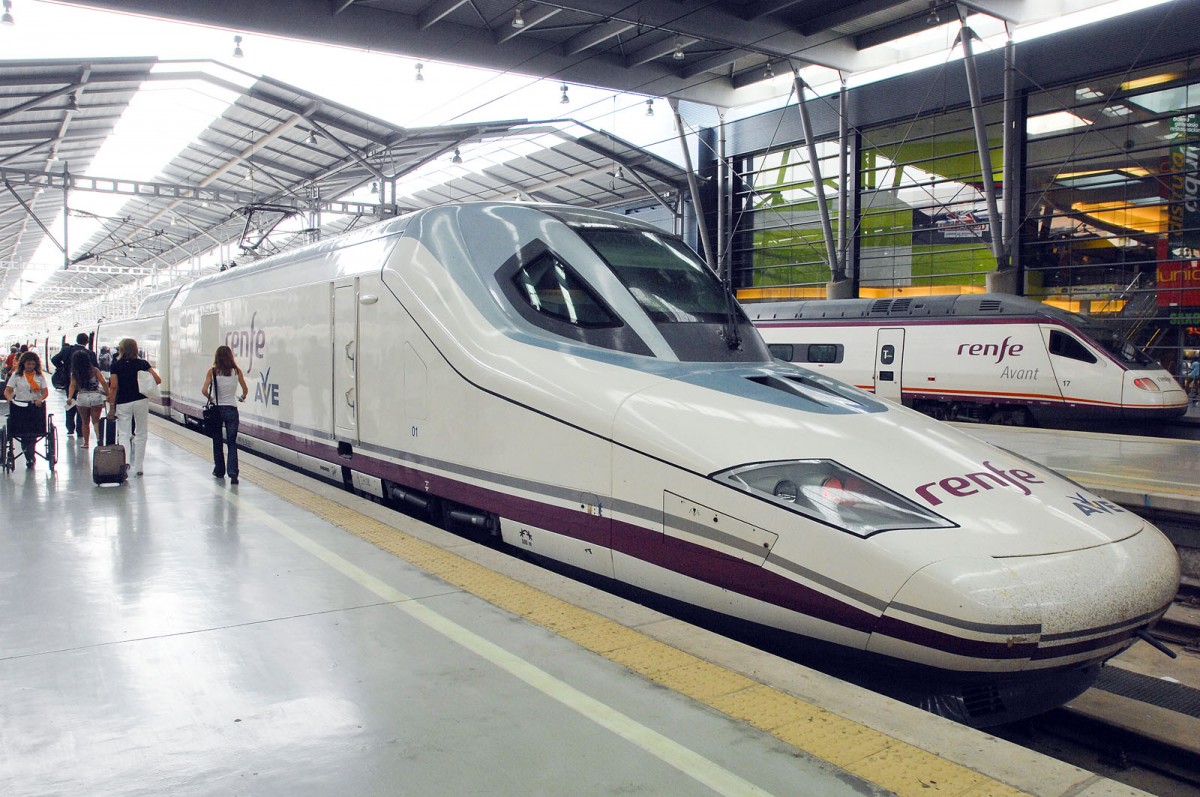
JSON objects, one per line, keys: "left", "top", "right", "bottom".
{"left": 93, "top": 203, "right": 1178, "bottom": 727}
{"left": 748, "top": 294, "right": 1189, "bottom": 426}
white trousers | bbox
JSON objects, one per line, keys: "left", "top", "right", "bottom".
{"left": 115, "top": 398, "right": 150, "bottom": 473}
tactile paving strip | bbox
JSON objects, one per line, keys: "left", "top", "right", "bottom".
{"left": 150, "top": 417, "right": 1029, "bottom": 797}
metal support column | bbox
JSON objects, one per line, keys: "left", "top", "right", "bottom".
{"left": 717, "top": 109, "right": 727, "bottom": 282}
{"left": 1001, "top": 34, "right": 1022, "bottom": 293}
{"left": 837, "top": 81, "right": 849, "bottom": 277}
{"left": 791, "top": 70, "right": 839, "bottom": 282}
{"left": 670, "top": 98, "right": 716, "bottom": 269}
{"left": 957, "top": 15, "right": 1007, "bottom": 271}
{"left": 827, "top": 79, "right": 855, "bottom": 299}
{"left": 62, "top": 163, "right": 70, "bottom": 270}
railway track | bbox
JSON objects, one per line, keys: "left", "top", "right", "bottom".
{"left": 1156, "top": 582, "right": 1200, "bottom": 648}
{"left": 997, "top": 706, "right": 1200, "bottom": 795}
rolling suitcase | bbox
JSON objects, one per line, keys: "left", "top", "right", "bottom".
{"left": 93, "top": 416, "right": 127, "bottom": 485}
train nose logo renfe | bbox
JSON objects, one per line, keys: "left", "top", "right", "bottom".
{"left": 915, "top": 461, "right": 1044, "bottom": 506}
{"left": 225, "top": 311, "right": 266, "bottom": 373}
{"left": 956, "top": 335, "right": 1023, "bottom": 364}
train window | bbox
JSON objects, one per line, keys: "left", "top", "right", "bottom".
{"left": 1048, "top": 330, "right": 1097, "bottom": 364}
{"left": 768, "top": 344, "right": 794, "bottom": 361}
{"left": 1086, "top": 330, "right": 1157, "bottom": 367}
{"left": 511, "top": 252, "right": 619, "bottom": 328}
{"left": 806, "top": 344, "right": 843, "bottom": 364}
{"left": 496, "top": 241, "right": 654, "bottom": 356}
{"left": 576, "top": 228, "right": 733, "bottom": 324}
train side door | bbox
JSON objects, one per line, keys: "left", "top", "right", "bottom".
{"left": 332, "top": 279, "right": 359, "bottom": 442}
{"left": 874, "top": 328, "right": 905, "bottom": 402}
{"left": 1040, "top": 326, "right": 1114, "bottom": 407}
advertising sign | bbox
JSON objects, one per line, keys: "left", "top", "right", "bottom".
{"left": 1156, "top": 239, "right": 1200, "bottom": 309}
{"left": 1167, "top": 114, "right": 1200, "bottom": 250}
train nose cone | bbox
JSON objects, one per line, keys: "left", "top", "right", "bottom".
{"left": 868, "top": 524, "right": 1179, "bottom": 673}
{"left": 867, "top": 557, "right": 1042, "bottom": 671}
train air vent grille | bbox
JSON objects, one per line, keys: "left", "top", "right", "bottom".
{"left": 979, "top": 300, "right": 1002, "bottom": 312}
{"left": 869, "top": 299, "right": 893, "bottom": 314}
{"left": 746, "top": 375, "right": 872, "bottom": 412}
{"left": 891, "top": 299, "right": 912, "bottom": 313}
{"left": 961, "top": 684, "right": 1005, "bottom": 719}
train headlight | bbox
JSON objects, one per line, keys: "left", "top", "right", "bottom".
{"left": 1132, "top": 377, "right": 1161, "bottom": 392}
{"left": 714, "top": 460, "right": 954, "bottom": 536}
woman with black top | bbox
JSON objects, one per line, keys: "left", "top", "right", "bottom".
{"left": 67, "top": 349, "right": 108, "bottom": 449}
{"left": 107, "top": 337, "right": 161, "bottom": 476}
{"left": 200, "top": 345, "right": 248, "bottom": 484}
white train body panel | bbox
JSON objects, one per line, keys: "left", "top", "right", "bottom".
{"left": 94, "top": 291, "right": 176, "bottom": 417}
{"left": 749, "top": 296, "right": 1188, "bottom": 424}
{"left": 108, "top": 203, "right": 1178, "bottom": 725}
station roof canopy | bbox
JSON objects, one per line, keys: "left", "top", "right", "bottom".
{"left": 0, "top": 58, "right": 688, "bottom": 330}
{"left": 65, "top": 0, "right": 1116, "bottom": 108}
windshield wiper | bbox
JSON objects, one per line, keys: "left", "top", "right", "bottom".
{"left": 722, "top": 279, "right": 743, "bottom": 350}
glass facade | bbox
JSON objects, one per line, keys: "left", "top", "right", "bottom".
{"left": 858, "top": 108, "right": 1000, "bottom": 295}
{"left": 1022, "top": 59, "right": 1200, "bottom": 369}
{"left": 736, "top": 141, "right": 845, "bottom": 298}
{"left": 736, "top": 56, "right": 1200, "bottom": 372}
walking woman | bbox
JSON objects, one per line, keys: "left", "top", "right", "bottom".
{"left": 3, "top": 351, "right": 49, "bottom": 468}
{"left": 200, "top": 345, "right": 248, "bottom": 484}
{"left": 67, "top": 349, "right": 108, "bottom": 449}
{"left": 107, "top": 338, "right": 161, "bottom": 476}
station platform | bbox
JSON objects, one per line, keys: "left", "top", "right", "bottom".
{"left": 0, "top": 395, "right": 1171, "bottom": 796}
{"left": 953, "top": 421, "right": 1200, "bottom": 517}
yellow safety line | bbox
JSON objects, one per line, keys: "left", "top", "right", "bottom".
{"left": 151, "top": 418, "right": 1029, "bottom": 797}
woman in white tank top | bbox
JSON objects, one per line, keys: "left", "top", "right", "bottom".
{"left": 201, "top": 345, "right": 249, "bottom": 484}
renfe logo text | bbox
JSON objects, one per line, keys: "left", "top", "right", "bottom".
{"left": 226, "top": 311, "right": 266, "bottom": 372}
{"left": 957, "top": 335, "right": 1023, "bottom": 363}
{"left": 915, "top": 460, "right": 1044, "bottom": 506}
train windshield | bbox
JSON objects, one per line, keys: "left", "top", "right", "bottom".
{"left": 575, "top": 228, "right": 733, "bottom": 324}
{"left": 1080, "top": 325, "right": 1158, "bottom": 367}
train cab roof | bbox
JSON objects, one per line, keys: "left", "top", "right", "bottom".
{"left": 745, "top": 294, "right": 1082, "bottom": 324}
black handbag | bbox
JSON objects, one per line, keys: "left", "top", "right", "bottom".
{"left": 202, "top": 400, "right": 221, "bottom": 438}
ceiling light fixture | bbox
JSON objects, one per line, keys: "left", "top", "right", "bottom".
{"left": 451, "top": 147, "right": 462, "bottom": 164}
{"left": 305, "top": 130, "right": 318, "bottom": 145}
{"left": 560, "top": 83, "right": 569, "bottom": 104}
{"left": 764, "top": 62, "right": 774, "bottom": 79}
{"left": 926, "top": 2, "right": 940, "bottom": 25}
{"left": 232, "top": 35, "right": 244, "bottom": 58}
{"left": 65, "top": 94, "right": 79, "bottom": 112}
{"left": 1, "top": 1, "right": 14, "bottom": 26}
{"left": 415, "top": 62, "right": 424, "bottom": 82}
{"left": 370, "top": 181, "right": 379, "bottom": 194}
{"left": 672, "top": 38, "right": 685, "bottom": 61}
{"left": 645, "top": 98, "right": 654, "bottom": 117}
{"left": 512, "top": 6, "right": 525, "bottom": 28}
{"left": 245, "top": 166, "right": 255, "bottom": 182}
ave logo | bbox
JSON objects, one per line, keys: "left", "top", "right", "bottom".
{"left": 255, "top": 366, "right": 280, "bottom": 406}
{"left": 1068, "top": 492, "right": 1125, "bottom": 517}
